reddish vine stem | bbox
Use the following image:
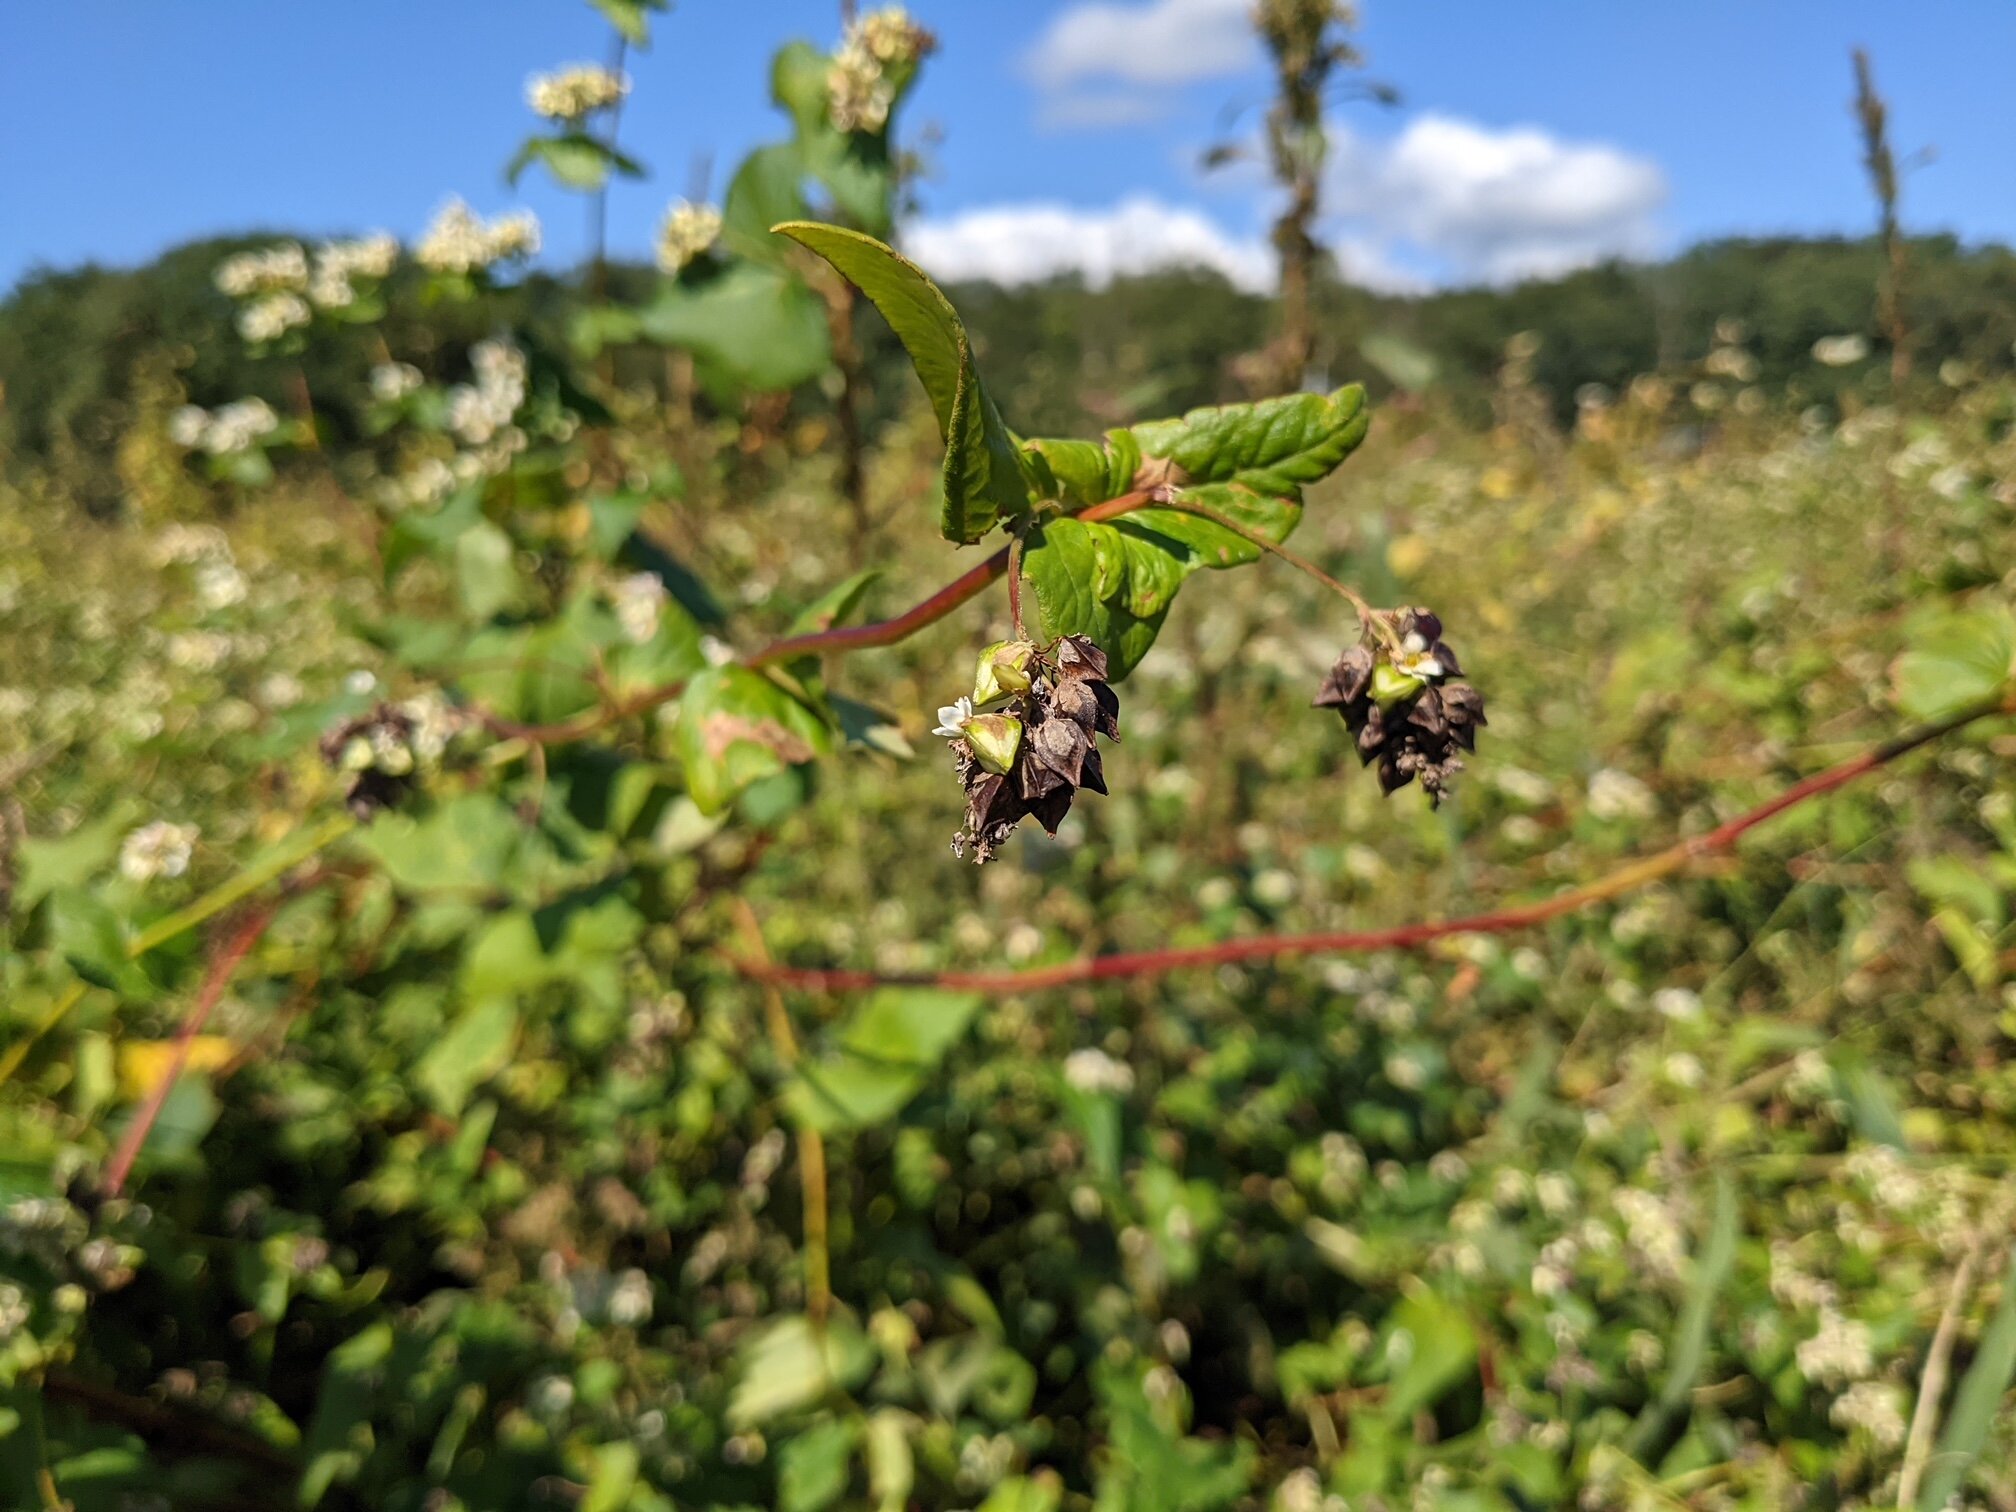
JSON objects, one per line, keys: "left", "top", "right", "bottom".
{"left": 103, "top": 905, "right": 279, "bottom": 1196}
{"left": 1007, "top": 532, "right": 1027, "bottom": 640}
{"left": 733, "top": 691, "right": 2011, "bottom": 995}
{"left": 485, "top": 490, "right": 1155, "bottom": 745}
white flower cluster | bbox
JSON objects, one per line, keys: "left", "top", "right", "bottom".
{"left": 1796, "top": 1308, "right": 1875, "bottom": 1387}
{"left": 120, "top": 820, "right": 199, "bottom": 883}
{"left": 608, "top": 571, "right": 669, "bottom": 645}
{"left": 1063, "top": 1047, "right": 1134, "bottom": 1096}
{"left": 1812, "top": 333, "right": 1871, "bottom": 367}
{"left": 148, "top": 523, "right": 232, "bottom": 567}
{"left": 655, "top": 200, "right": 722, "bottom": 276}
{"left": 1587, "top": 766, "right": 1656, "bottom": 821}
{"left": 446, "top": 338, "right": 529, "bottom": 446}
{"left": 215, "top": 242, "right": 308, "bottom": 299}
{"left": 369, "top": 361, "right": 423, "bottom": 403}
{"left": 308, "top": 233, "right": 397, "bottom": 309}
{"left": 415, "top": 199, "right": 541, "bottom": 276}
{"left": 827, "top": 7, "right": 930, "bottom": 132}
{"left": 526, "top": 64, "right": 629, "bottom": 123}
{"left": 1830, "top": 1379, "right": 1907, "bottom": 1450}
{"left": 168, "top": 397, "right": 278, "bottom": 455}
{"left": 218, "top": 235, "right": 396, "bottom": 340}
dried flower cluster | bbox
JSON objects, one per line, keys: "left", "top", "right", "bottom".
{"left": 655, "top": 200, "right": 722, "bottom": 276}
{"left": 1315, "top": 608, "right": 1485, "bottom": 804}
{"left": 940, "top": 635, "right": 1120, "bottom": 863}
{"left": 415, "top": 199, "right": 541, "bottom": 276}
{"left": 320, "top": 696, "right": 464, "bottom": 819}
{"left": 827, "top": 6, "right": 933, "bottom": 133}
{"left": 526, "top": 64, "right": 630, "bottom": 124}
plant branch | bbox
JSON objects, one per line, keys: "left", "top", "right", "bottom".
{"left": 104, "top": 904, "right": 279, "bottom": 1196}
{"left": 1150, "top": 492, "right": 1380, "bottom": 630}
{"left": 1898, "top": 1229, "right": 1989, "bottom": 1508}
{"left": 488, "top": 490, "right": 1157, "bottom": 744}
{"left": 734, "top": 691, "right": 2011, "bottom": 995}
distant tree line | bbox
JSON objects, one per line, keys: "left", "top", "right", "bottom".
{"left": 4, "top": 231, "right": 2013, "bottom": 509}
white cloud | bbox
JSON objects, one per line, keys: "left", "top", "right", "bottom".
{"left": 1324, "top": 114, "right": 1667, "bottom": 283}
{"left": 903, "top": 197, "right": 1428, "bottom": 296}
{"left": 907, "top": 197, "right": 1275, "bottom": 292}
{"left": 1036, "top": 90, "right": 1172, "bottom": 131}
{"left": 1022, "top": 0, "right": 1258, "bottom": 90}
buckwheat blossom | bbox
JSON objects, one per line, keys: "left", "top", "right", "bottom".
{"left": 1830, "top": 1380, "right": 1907, "bottom": 1450}
{"left": 932, "top": 696, "right": 975, "bottom": 740}
{"left": 214, "top": 242, "right": 308, "bottom": 298}
{"left": 1812, "top": 333, "right": 1871, "bottom": 367}
{"left": 120, "top": 821, "right": 199, "bottom": 883}
{"left": 237, "top": 292, "right": 312, "bottom": 343}
{"left": 195, "top": 560, "right": 249, "bottom": 610}
{"left": 445, "top": 338, "right": 529, "bottom": 445}
{"left": 416, "top": 199, "right": 541, "bottom": 275}
{"left": 369, "top": 362, "right": 423, "bottom": 403}
{"left": 824, "top": 8, "right": 932, "bottom": 133}
{"left": 1796, "top": 1309, "right": 1875, "bottom": 1387}
{"left": 203, "top": 398, "right": 279, "bottom": 455}
{"left": 654, "top": 200, "right": 721, "bottom": 276}
{"left": 1587, "top": 766, "right": 1656, "bottom": 821}
{"left": 609, "top": 571, "right": 669, "bottom": 645}
{"left": 526, "top": 64, "right": 629, "bottom": 123}
{"left": 308, "top": 233, "right": 398, "bottom": 309}
{"left": 1063, "top": 1047, "right": 1134, "bottom": 1096}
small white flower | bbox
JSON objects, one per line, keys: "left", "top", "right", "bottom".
{"left": 933, "top": 696, "right": 974, "bottom": 740}
{"left": 120, "top": 821, "right": 199, "bottom": 883}
{"left": 1063, "top": 1047, "right": 1134, "bottom": 1095}
{"left": 655, "top": 201, "right": 722, "bottom": 276}
{"left": 526, "top": 64, "right": 630, "bottom": 123}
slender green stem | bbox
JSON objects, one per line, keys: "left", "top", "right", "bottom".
{"left": 1149, "top": 493, "right": 1384, "bottom": 635}
{"left": 126, "top": 813, "right": 354, "bottom": 958}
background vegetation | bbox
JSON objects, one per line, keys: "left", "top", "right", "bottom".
{"left": 3, "top": 6, "right": 2015, "bottom": 1511}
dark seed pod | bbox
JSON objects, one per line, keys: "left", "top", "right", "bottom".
{"left": 947, "top": 636, "right": 1121, "bottom": 862}
{"left": 1314, "top": 606, "right": 1486, "bottom": 806}
{"left": 319, "top": 703, "right": 420, "bottom": 820}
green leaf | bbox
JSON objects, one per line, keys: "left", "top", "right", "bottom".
{"left": 415, "top": 996, "right": 519, "bottom": 1115}
{"left": 580, "top": 1442, "right": 640, "bottom": 1512}
{"left": 1893, "top": 607, "right": 2014, "bottom": 720}
{"left": 1624, "top": 1176, "right": 1740, "bottom": 1464}
{"left": 46, "top": 889, "right": 151, "bottom": 997}
{"left": 728, "top": 1314, "right": 873, "bottom": 1428}
{"left": 1130, "top": 384, "right": 1370, "bottom": 496}
{"left": 773, "top": 222, "right": 1032, "bottom": 543}
{"left": 784, "top": 989, "right": 984, "bottom": 1133}
{"left": 14, "top": 800, "right": 141, "bottom": 910}
{"left": 778, "top": 1417, "right": 860, "bottom": 1512}
{"left": 1918, "top": 1247, "right": 2016, "bottom": 1512}
{"left": 722, "top": 143, "right": 811, "bottom": 263}
{"left": 978, "top": 1478, "right": 1063, "bottom": 1512}
{"left": 1378, "top": 1283, "right": 1477, "bottom": 1422}
{"left": 508, "top": 133, "right": 645, "bottom": 191}
{"left": 772, "top": 40, "right": 834, "bottom": 139}
{"left": 589, "top": 0, "right": 666, "bottom": 44}
{"left": 676, "top": 666, "right": 832, "bottom": 816}
{"left": 865, "top": 1409, "right": 914, "bottom": 1512}
{"left": 454, "top": 519, "right": 521, "bottom": 621}
{"left": 300, "top": 1322, "right": 396, "bottom": 1506}
{"left": 636, "top": 263, "right": 832, "bottom": 395}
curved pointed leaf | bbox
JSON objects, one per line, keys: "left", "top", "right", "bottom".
{"left": 1131, "top": 384, "right": 1370, "bottom": 496}
{"left": 773, "top": 221, "right": 1032, "bottom": 543}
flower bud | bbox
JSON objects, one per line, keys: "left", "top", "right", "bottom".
{"left": 963, "top": 713, "right": 1024, "bottom": 775}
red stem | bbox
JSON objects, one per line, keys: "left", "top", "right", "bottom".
{"left": 104, "top": 906, "right": 277, "bottom": 1196}
{"left": 487, "top": 491, "right": 1155, "bottom": 745}
{"left": 735, "top": 693, "right": 2009, "bottom": 995}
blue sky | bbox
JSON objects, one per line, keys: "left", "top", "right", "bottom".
{"left": 4, "top": 0, "right": 2013, "bottom": 295}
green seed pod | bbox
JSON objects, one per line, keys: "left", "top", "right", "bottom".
{"left": 971, "top": 639, "right": 1038, "bottom": 707}
{"left": 1370, "top": 662, "right": 1427, "bottom": 706}
{"left": 963, "top": 713, "right": 1024, "bottom": 775}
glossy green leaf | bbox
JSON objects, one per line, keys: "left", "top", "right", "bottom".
{"left": 1130, "top": 384, "right": 1370, "bottom": 496}
{"left": 774, "top": 221, "right": 1032, "bottom": 543}
{"left": 634, "top": 262, "right": 832, "bottom": 394}
{"left": 507, "top": 133, "right": 644, "bottom": 191}
{"left": 722, "top": 143, "right": 811, "bottom": 263}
